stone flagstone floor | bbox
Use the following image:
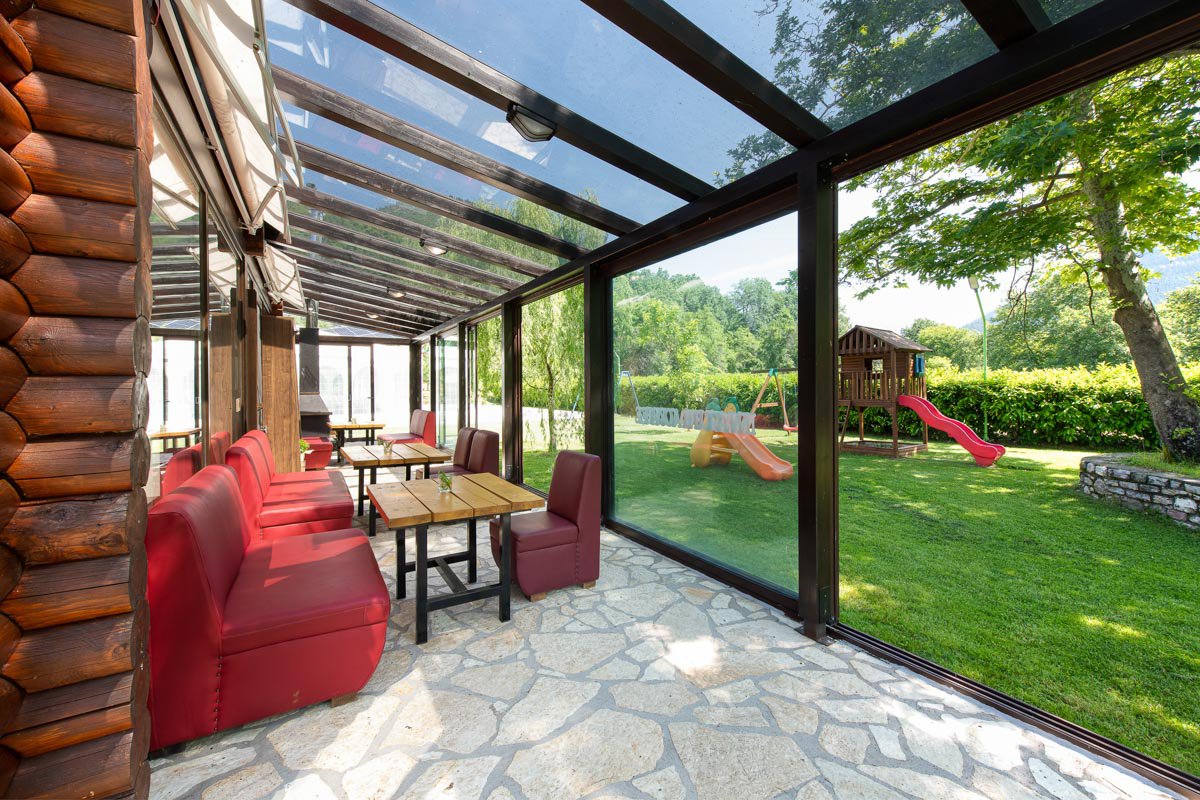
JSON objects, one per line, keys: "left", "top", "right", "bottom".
{"left": 149, "top": 480, "right": 1182, "bottom": 799}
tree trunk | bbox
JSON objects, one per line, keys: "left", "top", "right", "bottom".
{"left": 1077, "top": 146, "right": 1200, "bottom": 460}
{"left": 546, "top": 360, "right": 556, "bottom": 453}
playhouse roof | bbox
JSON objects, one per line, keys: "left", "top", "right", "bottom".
{"left": 840, "top": 325, "right": 931, "bottom": 353}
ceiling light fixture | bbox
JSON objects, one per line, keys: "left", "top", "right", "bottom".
{"left": 506, "top": 103, "right": 556, "bottom": 142}
{"left": 366, "top": 312, "right": 380, "bottom": 319}
{"left": 387, "top": 287, "right": 406, "bottom": 299}
{"left": 419, "top": 237, "right": 448, "bottom": 257}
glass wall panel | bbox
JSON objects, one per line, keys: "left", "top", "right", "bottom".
{"left": 148, "top": 337, "right": 200, "bottom": 435}
{"left": 421, "top": 341, "right": 431, "bottom": 410}
{"left": 374, "top": 343, "right": 411, "bottom": 433}
{"left": 520, "top": 286, "right": 584, "bottom": 491}
{"left": 473, "top": 314, "right": 503, "bottom": 450}
{"left": 610, "top": 215, "right": 799, "bottom": 593}
{"left": 350, "top": 344, "right": 373, "bottom": 421}
{"left": 320, "top": 343, "right": 350, "bottom": 422}
{"left": 437, "top": 332, "right": 460, "bottom": 448}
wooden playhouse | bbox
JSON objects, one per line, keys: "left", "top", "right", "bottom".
{"left": 838, "top": 325, "right": 931, "bottom": 457}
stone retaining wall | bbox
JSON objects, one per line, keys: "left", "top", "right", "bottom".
{"left": 1080, "top": 455, "right": 1200, "bottom": 529}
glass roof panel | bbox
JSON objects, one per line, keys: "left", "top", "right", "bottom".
{"left": 668, "top": 0, "right": 997, "bottom": 132}
{"left": 374, "top": 0, "right": 779, "bottom": 184}
{"left": 264, "top": 1, "right": 681, "bottom": 223}
{"left": 1040, "top": 0, "right": 1105, "bottom": 24}
{"left": 283, "top": 102, "right": 609, "bottom": 253}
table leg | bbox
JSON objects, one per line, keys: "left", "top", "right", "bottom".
{"left": 396, "top": 527, "right": 406, "bottom": 599}
{"left": 468, "top": 518, "right": 477, "bottom": 584}
{"left": 415, "top": 524, "right": 429, "bottom": 644}
{"left": 499, "top": 513, "right": 511, "bottom": 622}
{"left": 357, "top": 468, "right": 365, "bottom": 517}
{"left": 370, "top": 466, "right": 377, "bottom": 486}
{"left": 368, "top": 502, "right": 377, "bottom": 538}
{"left": 368, "top": 430, "right": 375, "bottom": 445}
{"left": 405, "top": 464, "right": 412, "bottom": 481}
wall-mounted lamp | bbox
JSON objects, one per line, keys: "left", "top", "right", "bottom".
{"left": 419, "top": 237, "right": 448, "bottom": 257}
{"left": 506, "top": 103, "right": 556, "bottom": 142}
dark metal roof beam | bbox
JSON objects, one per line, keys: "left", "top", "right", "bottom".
{"left": 296, "top": 265, "right": 443, "bottom": 323}
{"left": 274, "top": 67, "right": 637, "bottom": 235}
{"left": 285, "top": 236, "right": 496, "bottom": 303}
{"left": 292, "top": 253, "right": 460, "bottom": 318}
{"left": 290, "top": 213, "right": 523, "bottom": 291}
{"left": 578, "top": 0, "right": 831, "bottom": 147}
{"left": 300, "top": 292, "right": 427, "bottom": 333}
{"left": 961, "top": 0, "right": 1051, "bottom": 48}
{"left": 281, "top": 0, "right": 711, "bottom": 201}
{"left": 294, "top": 185, "right": 550, "bottom": 277}
{"left": 285, "top": 247, "right": 474, "bottom": 314}
{"left": 303, "top": 308, "right": 413, "bottom": 338}
{"left": 296, "top": 143, "right": 585, "bottom": 261}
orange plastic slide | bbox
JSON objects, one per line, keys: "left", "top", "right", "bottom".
{"left": 691, "top": 430, "right": 794, "bottom": 481}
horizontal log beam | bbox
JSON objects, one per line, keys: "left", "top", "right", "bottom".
{"left": 0, "top": 15, "right": 32, "bottom": 85}
{"left": 1, "top": 703, "right": 130, "bottom": 758}
{"left": 7, "top": 376, "right": 144, "bottom": 436}
{"left": 10, "top": 316, "right": 147, "bottom": 376}
{"left": 7, "top": 728, "right": 134, "bottom": 798}
{"left": 4, "top": 614, "right": 133, "bottom": 692}
{"left": 2, "top": 556, "right": 132, "bottom": 630}
{"left": 296, "top": 142, "right": 585, "bottom": 261}
{"left": 11, "top": 255, "right": 140, "bottom": 319}
{"left": 0, "top": 148, "right": 31, "bottom": 213}
{"left": 11, "top": 9, "right": 136, "bottom": 92}
{"left": 294, "top": 185, "right": 548, "bottom": 277}
{"left": 7, "top": 432, "right": 148, "bottom": 499}
{"left": 11, "top": 194, "right": 136, "bottom": 261}
{"left": 12, "top": 72, "right": 135, "bottom": 149}
{"left": 274, "top": 67, "right": 635, "bottom": 235}
{"left": 8, "top": 672, "right": 131, "bottom": 733}
{"left": 290, "top": 213, "right": 522, "bottom": 291}
{"left": 11, "top": 132, "right": 135, "bottom": 206}
{"left": 0, "top": 81, "right": 31, "bottom": 149}
{"left": 1, "top": 491, "right": 143, "bottom": 565}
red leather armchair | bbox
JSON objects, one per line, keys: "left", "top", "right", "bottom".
{"left": 490, "top": 450, "right": 600, "bottom": 599}
{"left": 160, "top": 444, "right": 201, "bottom": 497}
{"left": 429, "top": 428, "right": 498, "bottom": 478}
{"left": 428, "top": 428, "right": 475, "bottom": 477}
{"left": 226, "top": 430, "right": 353, "bottom": 539}
{"left": 379, "top": 409, "right": 436, "bottom": 447}
{"left": 147, "top": 465, "right": 389, "bottom": 750}
{"left": 302, "top": 436, "right": 333, "bottom": 470}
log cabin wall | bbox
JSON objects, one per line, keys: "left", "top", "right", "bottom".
{"left": 0, "top": 0, "right": 150, "bottom": 797}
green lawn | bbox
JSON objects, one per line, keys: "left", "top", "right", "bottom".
{"left": 524, "top": 417, "right": 1200, "bottom": 773}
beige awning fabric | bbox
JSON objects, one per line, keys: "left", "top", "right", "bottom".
{"left": 176, "top": 0, "right": 289, "bottom": 240}
{"left": 262, "top": 245, "right": 305, "bottom": 309}
{"left": 151, "top": 130, "right": 200, "bottom": 225}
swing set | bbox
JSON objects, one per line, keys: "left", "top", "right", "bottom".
{"left": 750, "top": 368, "right": 796, "bottom": 434}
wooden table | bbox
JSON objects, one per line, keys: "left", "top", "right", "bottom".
{"left": 339, "top": 443, "right": 451, "bottom": 517}
{"left": 368, "top": 473, "right": 544, "bottom": 644}
{"left": 150, "top": 427, "right": 200, "bottom": 450}
{"left": 329, "top": 421, "right": 386, "bottom": 462}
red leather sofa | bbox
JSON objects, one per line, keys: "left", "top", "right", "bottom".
{"left": 226, "top": 430, "right": 353, "bottom": 539}
{"left": 379, "top": 409, "right": 436, "bottom": 447}
{"left": 429, "top": 428, "right": 499, "bottom": 477}
{"left": 490, "top": 450, "right": 600, "bottom": 599}
{"left": 160, "top": 444, "right": 201, "bottom": 497}
{"left": 147, "top": 465, "right": 389, "bottom": 750}
{"left": 208, "top": 431, "right": 231, "bottom": 465}
{"left": 302, "top": 436, "right": 333, "bottom": 471}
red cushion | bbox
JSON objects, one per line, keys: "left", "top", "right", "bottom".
{"left": 260, "top": 483, "right": 353, "bottom": 528}
{"left": 222, "top": 529, "right": 389, "bottom": 654}
{"left": 490, "top": 510, "right": 578, "bottom": 552}
{"left": 379, "top": 432, "right": 420, "bottom": 444}
{"left": 161, "top": 444, "right": 202, "bottom": 496}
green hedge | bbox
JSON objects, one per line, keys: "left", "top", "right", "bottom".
{"left": 617, "top": 364, "right": 1200, "bottom": 450}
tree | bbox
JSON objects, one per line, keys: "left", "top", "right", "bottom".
{"left": 1160, "top": 277, "right": 1200, "bottom": 364}
{"left": 988, "top": 274, "right": 1130, "bottom": 370}
{"left": 901, "top": 319, "right": 982, "bottom": 370}
{"left": 521, "top": 284, "right": 584, "bottom": 453}
{"left": 730, "top": 11, "right": 1200, "bottom": 459}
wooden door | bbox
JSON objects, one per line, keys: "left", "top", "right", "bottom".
{"left": 261, "top": 314, "right": 300, "bottom": 472}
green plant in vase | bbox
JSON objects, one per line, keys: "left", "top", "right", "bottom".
{"left": 438, "top": 471, "right": 453, "bottom": 493}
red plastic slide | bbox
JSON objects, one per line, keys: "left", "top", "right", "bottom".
{"left": 897, "top": 395, "right": 1006, "bottom": 467}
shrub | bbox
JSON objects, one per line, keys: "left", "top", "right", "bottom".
{"left": 617, "top": 364, "right": 1200, "bottom": 450}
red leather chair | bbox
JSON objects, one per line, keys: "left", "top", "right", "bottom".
{"left": 226, "top": 430, "right": 353, "bottom": 539}
{"left": 465, "top": 429, "right": 499, "bottom": 475}
{"left": 160, "top": 444, "right": 201, "bottom": 496}
{"left": 379, "top": 409, "right": 436, "bottom": 447}
{"left": 428, "top": 428, "right": 476, "bottom": 477}
{"left": 302, "top": 436, "right": 333, "bottom": 471}
{"left": 490, "top": 450, "right": 600, "bottom": 599}
{"left": 208, "top": 431, "right": 232, "bottom": 465}
{"left": 147, "top": 465, "right": 389, "bottom": 750}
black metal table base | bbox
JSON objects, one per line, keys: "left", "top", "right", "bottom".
{"left": 396, "top": 515, "right": 510, "bottom": 644}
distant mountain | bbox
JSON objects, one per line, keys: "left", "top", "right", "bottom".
{"left": 1143, "top": 250, "right": 1200, "bottom": 303}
